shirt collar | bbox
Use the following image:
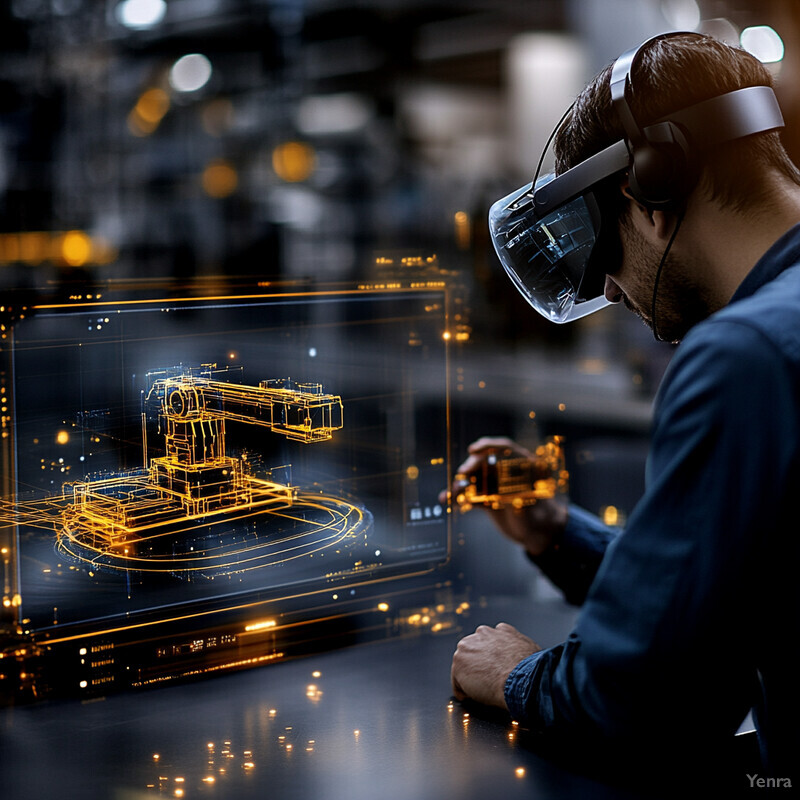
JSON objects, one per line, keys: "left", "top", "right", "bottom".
{"left": 731, "top": 222, "right": 800, "bottom": 303}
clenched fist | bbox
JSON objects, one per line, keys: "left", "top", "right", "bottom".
{"left": 451, "top": 622, "right": 542, "bottom": 709}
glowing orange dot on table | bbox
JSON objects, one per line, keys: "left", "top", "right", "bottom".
{"left": 272, "top": 141, "right": 316, "bottom": 183}
{"left": 515, "top": 767, "right": 526, "bottom": 778}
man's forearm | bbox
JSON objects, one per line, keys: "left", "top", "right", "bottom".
{"left": 528, "top": 504, "right": 619, "bottom": 605}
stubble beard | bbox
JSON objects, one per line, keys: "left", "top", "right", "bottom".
{"left": 623, "top": 225, "right": 713, "bottom": 343}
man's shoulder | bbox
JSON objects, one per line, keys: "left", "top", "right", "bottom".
{"left": 658, "top": 267, "right": 800, "bottom": 410}
{"left": 686, "top": 261, "right": 800, "bottom": 364}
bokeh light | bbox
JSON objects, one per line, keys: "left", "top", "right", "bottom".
{"left": 740, "top": 26, "right": 785, "bottom": 64}
{"left": 115, "top": 0, "right": 167, "bottom": 30}
{"left": 169, "top": 54, "right": 213, "bottom": 93}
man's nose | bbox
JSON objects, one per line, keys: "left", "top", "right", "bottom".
{"left": 604, "top": 275, "right": 624, "bottom": 304}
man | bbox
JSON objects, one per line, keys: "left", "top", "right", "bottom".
{"left": 450, "top": 31, "right": 800, "bottom": 791}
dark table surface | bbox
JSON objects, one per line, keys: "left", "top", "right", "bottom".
{"left": 0, "top": 594, "right": 663, "bottom": 800}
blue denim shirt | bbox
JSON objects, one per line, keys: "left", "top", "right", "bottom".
{"left": 505, "top": 224, "right": 800, "bottom": 779}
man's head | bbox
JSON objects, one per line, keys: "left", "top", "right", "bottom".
{"left": 554, "top": 32, "right": 797, "bottom": 211}
{"left": 554, "top": 32, "right": 800, "bottom": 340}
{"left": 488, "top": 31, "right": 800, "bottom": 339}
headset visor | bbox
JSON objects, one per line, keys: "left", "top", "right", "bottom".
{"left": 488, "top": 175, "right": 611, "bottom": 323}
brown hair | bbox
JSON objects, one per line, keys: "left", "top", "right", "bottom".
{"left": 554, "top": 33, "right": 800, "bottom": 214}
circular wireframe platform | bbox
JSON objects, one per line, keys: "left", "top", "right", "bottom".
{"left": 57, "top": 491, "right": 372, "bottom": 580}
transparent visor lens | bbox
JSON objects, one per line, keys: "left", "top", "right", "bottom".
{"left": 488, "top": 177, "right": 610, "bottom": 323}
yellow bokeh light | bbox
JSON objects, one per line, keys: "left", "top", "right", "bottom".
{"left": 61, "top": 231, "right": 92, "bottom": 267}
{"left": 272, "top": 141, "right": 316, "bottom": 183}
{"left": 602, "top": 505, "right": 620, "bottom": 526}
{"left": 19, "top": 232, "right": 49, "bottom": 264}
{"left": 136, "top": 88, "right": 170, "bottom": 124}
{"left": 56, "top": 430, "right": 70, "bottom": 445}
{"left": 406, "top": 465, "right": 419, "bottom": 480}
{"left": 202, "top": 159, "right": 239, "bottom": 198}
{"left": 454, "top": 210, "right": 471, "bottom": 250}
{"left": 0, "top": 231, "right": 114, "bottom": 267}
{"left": 128, "top": 87, "right": 170, "bottom": 137}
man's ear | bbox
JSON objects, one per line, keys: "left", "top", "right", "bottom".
{"left": 619, "top": 180, "right": 674, "bottom": 242}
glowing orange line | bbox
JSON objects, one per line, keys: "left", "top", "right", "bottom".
{"left": 38, "top": 565, "right": 443, "bottom": 645}
{"left": 32, "top": 285, "right": 444, "bottom": 311}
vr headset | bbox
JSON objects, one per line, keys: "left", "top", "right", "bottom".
{"left": 489, "top": 32, "right": 786, "bottom": 323}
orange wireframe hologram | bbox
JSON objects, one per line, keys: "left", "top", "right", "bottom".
{"left": 454, "top": 437, "right": 568, "bottom": 511}
{"left": 48, "top": 365, "right": 368, "bottom": 578}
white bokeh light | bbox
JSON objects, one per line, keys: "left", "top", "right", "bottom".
{"left": 169, "top": 53, "right": 213, "bottom": 93}
{"left": 740, "top": 26, "right": 785, "bottom": 64}
{"left": 115, "top": 0, "right": 167, "bottom": 30}
{"left": 661, "top": 0, "right": 701, "bottom": 32}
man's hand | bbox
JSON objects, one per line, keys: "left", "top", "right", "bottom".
{"left": 451, "top": 622, "right": 542, "bottom": 709}
{"left": 441, "top": 437, "right": 567, "bottom": 557}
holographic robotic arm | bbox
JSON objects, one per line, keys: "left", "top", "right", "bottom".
{"left": 148, "top": 372, "right": 343, "bottom": 441}
{"left": 144, "top": 367, "right": 343, "bottom": 470}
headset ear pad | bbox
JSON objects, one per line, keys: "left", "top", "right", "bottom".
{"left": 628, "top": 121, "right": 693, "bottom": 208}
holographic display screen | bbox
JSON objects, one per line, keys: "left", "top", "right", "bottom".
{"left": 8, "top": 288, "right": 450, "bottom": 631}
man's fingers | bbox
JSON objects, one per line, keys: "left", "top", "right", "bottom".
{"left": 495, "top": 622, "right": 517, "bottom": 633}
{"left": 451, "top": 646, "right": 467, "bottom": 699}
{"left": 451, "top": 671, "right": 466, "bottom": 700}
{"left": 454, "top": 452, "right": 485, "bottom": 475}
{"left": 467, "top": 436, "right": 515, "bottom": 453}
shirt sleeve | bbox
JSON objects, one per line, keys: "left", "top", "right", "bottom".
{"left": 504, "top": 319, "right": 796, "bottom": 748}
{"left": 528, "top": 504, "right": 620, "bottom": 606}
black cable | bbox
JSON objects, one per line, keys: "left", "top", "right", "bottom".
{"left": 532, "top": 101, "right": 576, "bottom": 188}
{"left": 651, "top": 205, "right": 686, "bottom": 342}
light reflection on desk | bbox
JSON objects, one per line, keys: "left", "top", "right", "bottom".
{"left": 1, "top": 596, "right": 648, "bottom": 800}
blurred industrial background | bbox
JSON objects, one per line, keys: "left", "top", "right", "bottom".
{"left": 1, "top": 0, "right": 797, "bottom": 566}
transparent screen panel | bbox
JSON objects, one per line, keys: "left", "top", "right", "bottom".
{"left": 1, "top": 284, "right": 452, "bottom": 649}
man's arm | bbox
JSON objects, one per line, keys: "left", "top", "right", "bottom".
{"left": 529, "top": 504, "right": 619, "bottom": 606}
{"left": 449, "top": 437, "right": 619, "bottom": 605}
{"left": 453, "top": 320, "right": 794, "bottom": 746}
